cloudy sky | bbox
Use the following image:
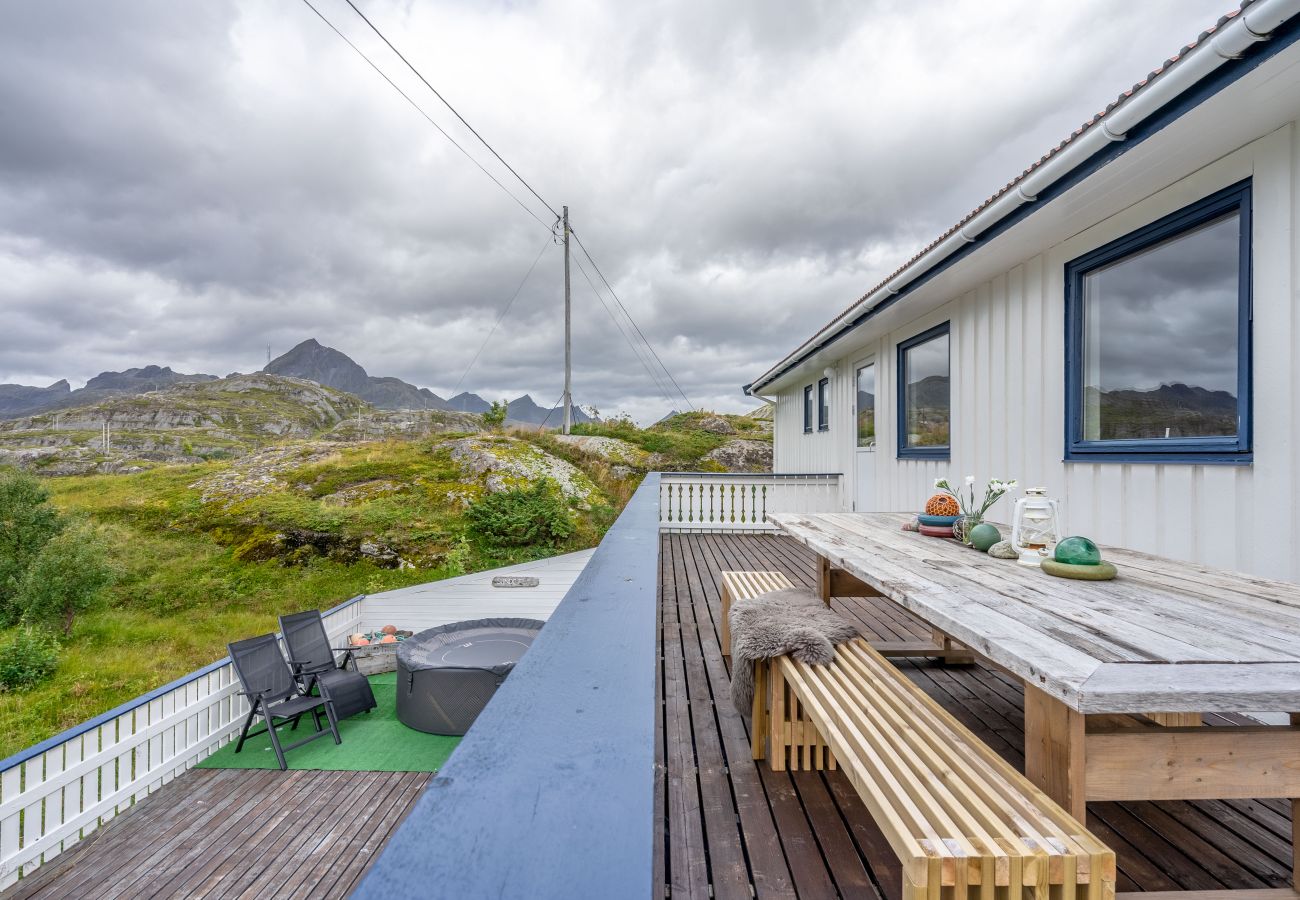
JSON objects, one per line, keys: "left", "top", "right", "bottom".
{"left": 0, "top": 0, "right": 1234, "bottom": 422}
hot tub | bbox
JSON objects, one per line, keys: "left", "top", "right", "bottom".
{"left": 395, "top": 618, "right": 545, "bottom": 735}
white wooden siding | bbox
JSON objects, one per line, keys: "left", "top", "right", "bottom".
{"left": 772, "top": 123, "right": 1299, "bottom": 581}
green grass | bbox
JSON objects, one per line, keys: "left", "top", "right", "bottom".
{"left": 197, "top": 673, "right": 459, "bottom": 772}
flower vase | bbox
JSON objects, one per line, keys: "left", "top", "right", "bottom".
{"left": 953, "top": 514, "right": 981, "bottom": 546}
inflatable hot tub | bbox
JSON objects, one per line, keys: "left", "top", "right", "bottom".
{"left": 395, "top": 618, "right": 545, "bottom": 735}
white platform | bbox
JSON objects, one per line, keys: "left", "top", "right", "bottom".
{"left": 361, "top": 550, "right": 596, "bottom": 633}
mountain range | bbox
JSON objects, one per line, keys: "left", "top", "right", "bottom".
{"left": 0, "top": 339, "right": 592, "bottom": 427}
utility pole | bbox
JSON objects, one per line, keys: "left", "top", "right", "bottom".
{"left": 562, "top": 205, "right": 572, "bottom": 435}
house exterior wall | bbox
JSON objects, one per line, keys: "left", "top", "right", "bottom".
{"left": 771, "top": 123, "right": 1299, "bottom": 580}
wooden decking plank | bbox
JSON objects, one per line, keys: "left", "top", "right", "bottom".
{"left": 660, "top": 536, "right": 711, "bottom": 899}
{"left": 695, "top": 534, "right": 838, "bottom": 898}
{"left": 203, "top": 769, "right": 353, "bottom": 898}
{"left": 331, "top": 773, "right": 433, "bottom": 897}
{"left": 788, "top": 770, "right": 876, "bottom": 899}
{"left": 687, "top": 534, "right": 799, "bottom": 899}
{"left": 671, "top": 535, "right": 767, "bottom": 900}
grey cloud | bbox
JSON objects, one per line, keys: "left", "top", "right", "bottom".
{"left": 0, "top": 0, "right": 1233, "bottom": 421}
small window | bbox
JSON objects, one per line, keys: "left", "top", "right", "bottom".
{"left": 817, "top": 378, "right": 830, "bottom": 431}
{"left": 802, "top": 385, "right": 813, "bottom": 434}
{"left": 856, "top": 363, "right": 875, "bottom": 448}
{"left": 1065, "top": 181, "right": 1251, "bottom": 463}
{"left": 897, "top": 323, "right": 950, "bottom": 459}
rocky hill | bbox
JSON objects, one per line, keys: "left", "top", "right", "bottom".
{"left": 0, "top": 366, "right": 216, "bottom": 418}
{"left": 263, "top": 339, "right": 449, "bottom": 411}
{"left": 0, "top": 373, "right": 479, "bottom": 476}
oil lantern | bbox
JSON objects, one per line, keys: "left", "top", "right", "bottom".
{"left": 1010, "top": 487, "right": 1061, "bottom": 567}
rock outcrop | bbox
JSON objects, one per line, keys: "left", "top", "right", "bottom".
{"left": 438, "top": 436, "right": 601, "bottom": 506}
{"left": 702, "top": 439, "right": 773, "bottom": 473}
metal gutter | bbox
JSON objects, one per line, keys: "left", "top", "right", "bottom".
{"left": 746, "top": 0, "right": 1300, "bottom": 395}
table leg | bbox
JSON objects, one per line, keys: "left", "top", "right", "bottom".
{"left": 818, "top": 555, "right": 832, "bottom": 606}
{"left": 1292, "top": 713, "right": 1299, "bottom": 887}
{"left": 1024, "top": 683, "right": 1087, "bottom": 822}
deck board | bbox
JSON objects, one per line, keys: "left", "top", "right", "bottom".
{"left": 2, "top": 769, "right": 429, "bottom": 899}
{"left": 657, "top": 532, "right": 1297, "bottom": 897}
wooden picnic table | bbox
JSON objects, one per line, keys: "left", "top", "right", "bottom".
{"left": 769, "top": 512, "right": 1300, "bottom": 860}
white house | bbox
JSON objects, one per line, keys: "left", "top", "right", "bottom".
{"left": 746, "top": 1, "right": 1300, "bottom": 580}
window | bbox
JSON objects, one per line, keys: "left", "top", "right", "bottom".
{"left": 897, "top": 323, "right": 950, "bottom": 459}
{"left": 802, "top": 385, "right": 813, "bottom": 434}
{"left": 856, "top": 363, "right": 875, "bottom": 448}
{"left": 817, "top": 378, "right": 830, "bottom": 431}
{"left": 1065, "top": 181, "right": 1251, "bottom": 463}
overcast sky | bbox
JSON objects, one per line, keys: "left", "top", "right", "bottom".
{"left": 0, "top": 0, "right": 1235, "bottom": 422}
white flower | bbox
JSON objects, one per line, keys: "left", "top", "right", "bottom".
{"left": 934, "top": 478, "right": 943, "bottom": 488}
{"left": 965, "top": 475, "right": 975, "bottom": 485}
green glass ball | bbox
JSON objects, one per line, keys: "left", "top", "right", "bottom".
{"left": 1055, "top": 536, "right": 1102, "bottom": 566}
{"left": 969, "top": 523, "right": 1001, "bottom": 552}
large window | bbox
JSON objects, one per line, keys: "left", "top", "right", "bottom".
{"left": 817, "top": 378, "right": 830, "bottom": 431}
{"left": 1065, "top": 181, "right": 1251, "bottom": 463}
{"left": 897, "top": 323, "right": 950, "bottom": 459}
{"left": 856, "top": 363, "right": 875, "bottom": 448}
{"left": 802, "top": 385, "right": 813, "bottom": 434}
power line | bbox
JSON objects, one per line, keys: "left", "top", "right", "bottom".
{"left": 447, "top": 228, "right": 557, "bottom": 402}
{"left": 569, "top": 228, "right": 691, "bottom": 410}
{"left": 571, "top": 253, "right": 678, "bottom": 412}
{"left": 341, "top": 0, "right": 560, "bottom": 221}
{"left": 297, "top": 0, "right": 554, "bottom": 231}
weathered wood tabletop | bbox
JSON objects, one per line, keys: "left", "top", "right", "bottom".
{"left": 769, "top": 512, "right": 1300, "bottom": 714}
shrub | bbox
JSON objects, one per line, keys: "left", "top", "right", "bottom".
{"left": 466, "top": 480, "right": 574, "bottom": 547}
{"left": 0, "top": 470, "right": 65, "bottom": 625}
{"left": 0, "top": 628, "right": 60, "bottom": 691}
{"left": 14, "top": 524, "right": 116, "bottom": 635}
{"left": 482, "top": 400, "right": 509, "bottom": 430}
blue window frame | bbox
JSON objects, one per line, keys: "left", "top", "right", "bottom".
{"left": 1064, "top": 180, "right": 1252, "bottom": 464}
{"left": 817, "top": 378, "right": 830, "bottom": 431}
{"left": 802, "top": 385, "right": 813, "bottom": 434}
{"left": 896, "top": 322, "right": 950, "bottom": 460}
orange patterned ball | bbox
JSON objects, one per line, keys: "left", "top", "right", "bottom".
{"left": 925, "top": 494, "right": 959, "bottom": 516}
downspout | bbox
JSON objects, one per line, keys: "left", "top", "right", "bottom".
{"left": 749, "top": 0, "right": 1300, "bottom": 394}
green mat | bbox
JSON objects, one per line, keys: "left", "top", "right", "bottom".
{"left": 198, "top": 673, "right": 459, "bottom": 772}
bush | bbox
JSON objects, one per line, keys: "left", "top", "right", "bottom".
{"left": 466, "top": 480, "right": 574, "bottom": 547}
{"left": 14, "top": 524, "right": 116, "bottom": 635}
{"left": 0, "top": 628, "right": 60, "bottom": 691}
{"left": 0, "top": 470, "right": 65, "bottom": 625}
{"left": 482, "top": 400, "right": 509, "bottom": 430}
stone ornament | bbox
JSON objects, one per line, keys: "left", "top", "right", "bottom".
{"left": 492, "top": 575, "right": 540, "bottom": 588}
{"left": 988, "top": 540, "right": 1019, "bottom": 559}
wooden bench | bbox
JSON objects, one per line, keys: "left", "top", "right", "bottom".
{"left": 753, "top": 636, "right": 1116, "bottom": 899}
{"left": 721, "top": 568, "right": 973, "bottom": 663}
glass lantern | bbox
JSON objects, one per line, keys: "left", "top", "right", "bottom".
{"left": 1010, "top": 488, "right": 1061, "bottom": 567}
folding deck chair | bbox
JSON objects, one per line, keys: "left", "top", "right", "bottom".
{"left": 228, "top": 633, "right": 342, "bottom": 770}
{"left": 279, "top": 609, "right": 377, "bottom": 721}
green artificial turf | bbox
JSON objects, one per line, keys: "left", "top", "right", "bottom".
{"left": 198, "top": 673, "right": 459, "bottom": 772}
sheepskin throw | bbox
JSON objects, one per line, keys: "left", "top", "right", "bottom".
{"left": 729, "top": 587, "right": 859, "bottom": 716}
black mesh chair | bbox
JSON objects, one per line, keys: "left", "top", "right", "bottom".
{"left": 228, "top": 633, "right": 341, "bottom": 770}
{"left": 279, "top": 610, "right": 377, "bottom": 720}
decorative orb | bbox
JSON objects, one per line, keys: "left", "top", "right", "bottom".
{"left": 969, "top": 523, "right": 1001, "bottom": 552}
{"left": 381, "top": 624, "right": 398, "bottom": 635}
{"left": 925, "top": 494, "right": 960, "bottom": 516}
{"left": 1055, "top": 536, "right": 1101, "bottom": 566}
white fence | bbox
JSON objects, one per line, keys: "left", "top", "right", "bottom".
{"left": 0, "top": 598, "right": 365, "bottom": 889}
{"left": 658, "top": 473, "right": 843, "bottom": 532}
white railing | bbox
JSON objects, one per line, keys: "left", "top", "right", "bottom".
{"left": 0, "top": 597, "right": 365, "bottom": 889}
{"left": 658, "top": 472, "right": 843, "bottom": 532}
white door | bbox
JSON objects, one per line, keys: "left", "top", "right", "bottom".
{"left": 854, "top": 360, "right": 876, "bottom": 511}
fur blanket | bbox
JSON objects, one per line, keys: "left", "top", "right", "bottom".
{"left": 729, "top": 587, "right": 859, "bottom": 716}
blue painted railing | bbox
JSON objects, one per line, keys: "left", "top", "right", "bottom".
{"left": 354, "top": 473, "right": 662, "bottom": 900}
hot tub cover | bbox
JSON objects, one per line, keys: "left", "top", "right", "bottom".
{"left": 396, "top": 618, "right": 545, "bottom": 735}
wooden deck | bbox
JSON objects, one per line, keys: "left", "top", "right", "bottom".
{"left": 2, "top": 769, "right": 429, "bottom": 899}
{"left": 658, "top": 532, "right": 1298, "bottom": 899}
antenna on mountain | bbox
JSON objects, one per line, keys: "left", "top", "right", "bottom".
{"left": 266, "top": 345, "right": 272, "bottom": 367}
{"left": 562, "top": 205, "right": 572, "bottom": 435}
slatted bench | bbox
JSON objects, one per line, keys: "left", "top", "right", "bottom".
{"left": 752, "top": 635, "right": 1116, "bottom": 899}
